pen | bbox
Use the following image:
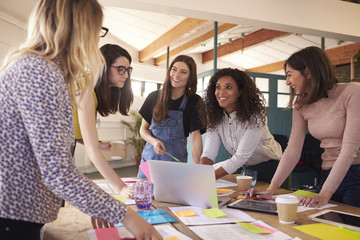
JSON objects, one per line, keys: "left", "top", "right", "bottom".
{"left": 165, "top": 152, "right": 181, "bottom": 162}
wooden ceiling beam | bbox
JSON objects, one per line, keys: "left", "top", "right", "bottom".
{"left": 202, "top": 29, "right": 290, "bottom": 64}
{"left": 139, "top": 17, "right": 208, "bottom": 63}
{"left": 246, "top": 43, "right": 360, "bottom": 73}
{"left": 154, "top": 23, "right": 237, "bottom": 66}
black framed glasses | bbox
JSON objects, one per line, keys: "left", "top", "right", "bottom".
{"left": 100, "top": 27, "right": 109, "bottom": 38}
{"left": 111, "top": 65, "right": 133, "bottom": 75}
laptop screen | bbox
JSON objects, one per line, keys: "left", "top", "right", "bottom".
{"left": 148, "top": 160, "right": 218, "bottom": 208}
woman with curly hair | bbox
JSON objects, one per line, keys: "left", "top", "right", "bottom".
{"left": 200, "top": 68, "right": 282, "bottom": 180}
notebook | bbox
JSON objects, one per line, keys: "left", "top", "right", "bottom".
{"left": 148, "top": 160, "right": 218, "bottom": 208}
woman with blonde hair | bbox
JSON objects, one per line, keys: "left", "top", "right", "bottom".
{"left": 0, "top": 0, "right": 161, "bottom": 239}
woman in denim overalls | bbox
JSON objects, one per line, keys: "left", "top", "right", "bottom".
{"left": 137, "top": 55, "right": 205, "bottom": 179}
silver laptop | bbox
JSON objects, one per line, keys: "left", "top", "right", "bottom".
{"left": 148, "top": 160, "right": 218, "bottom": 208}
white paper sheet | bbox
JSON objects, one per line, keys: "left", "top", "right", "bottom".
{"left": 169, "top": 206, "right": 256, "bottom": 225}
{"left": 273, "top": 194, "right": 337, "bottom": 212}
{"left": 88, "top": 225, "right": 192, "bottom": 240}
{"left": 93, "top": 180, "right": 136, "bottom": 205}
{"left": 189, "top": 220, "right": 292, "bottom": 240}
{"left": 216, "top": 179, "right": 237, "bottom": 189}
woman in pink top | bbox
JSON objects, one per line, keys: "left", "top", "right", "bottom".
{"left": 254, "top": 46, "right": 360, "bottom": 208}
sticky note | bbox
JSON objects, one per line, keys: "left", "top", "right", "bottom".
{"left": 95, "top": 227, "right": 120, "bottom": 240}
{"left": 112, "top": 195, "right": 126, "bottom": 202}
{"left": 202, "top": 208, "right": 226, "bottom": 218}
{"left": 163, "top": 237, "right": 180, "bottom": 240}
{"left": 121, "top": 178, "right": 137, "bottom": 183}
{"left": 217, "top": 188, "right": 233, "bottom": 193}
{"left": 339, "top": 226, "right": 360, "bottom": 238}
{"left": 292, "top": 190, "right": 318, "bottom": 197}
{"left": 175, "top": 210, "right": 197, "bottom": 217}
{"left": 251, "top": 222, "right": 276, "bottom": 233}
{"left": 294, "top": 223, "right": 360, "bottom": 240}
{"left": 139, "top": 161, "right": 151, "bottom": 182}
{"left": 236, "top": 222, "right": 272, "bottom": 234}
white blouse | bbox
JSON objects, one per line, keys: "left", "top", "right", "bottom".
{"left": 201, "top": 111, "right": 282, "bottom": 175}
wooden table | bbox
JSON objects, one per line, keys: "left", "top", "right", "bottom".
{"left": 43, "top": 175, "right": 360, "bottom": 240}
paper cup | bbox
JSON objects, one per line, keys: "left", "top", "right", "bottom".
{"left": 275, "top": 195, "right": 299, "bottom": 224}
{"left": 110, "top": 140, "right": 126, "bottom": 160}
{"left": 236, "top": 176, "right": 252, "bottom": 192}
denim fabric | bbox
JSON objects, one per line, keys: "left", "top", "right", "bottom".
{"left": 317, "top": 164, "right": 360, "bottom": 207}
{"left": 137, "top": 96, "right": 188, "bottom": 179}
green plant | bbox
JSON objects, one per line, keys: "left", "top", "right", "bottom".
{"left": 121, "top": 111, "right": 145, "bottom": 158}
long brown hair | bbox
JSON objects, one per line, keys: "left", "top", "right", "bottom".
{"left": 95, "top": 44, "right": 134, "bottom": 116}
{"left": 204, "top": 68, "right": 266, "bottom": 130}
{"left": 153, "top": 55, "right": 197, "bottom": 123}
{"left": 284, "top": 46, "right": 339, "bottom": 109}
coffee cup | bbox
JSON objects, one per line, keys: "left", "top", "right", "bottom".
{"left": 110, "top": 140, "right": 126, "bottom": 160}
{"left": 236, "top": 176, "right": 252, "bottom": 192}
{"left": 275, "top": 195, "right": 299, "bottom": 224}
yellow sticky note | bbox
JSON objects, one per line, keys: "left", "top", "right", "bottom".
{"left": 164, "top": 237, "right": 180, "bottom": 240}
{"left": 292, "top": 190, "right": 318, "bottom": 197}
{"left": 294, "top": 223, "right": 360, "bottom": 240}
{"left": 236, "top": 222, "right": 272, "bottom": 234}
{"left": 202, "top": 208, "right": 226, "bottom": 218}
{"left": 217, "top": 188, "right": 233, "bottom": 193}
{"left": 112, "top": 195, "right": 127, "bottom": 202}
{"left": 339, "top": 226, "right": 360, "bottom": 238}
{"left": 175, "top": 210, "right": 197, "bottom": 217}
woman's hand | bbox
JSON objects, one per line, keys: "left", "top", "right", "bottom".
{"left": 248, "top": 188, "right": 273, "bottom": 200}
{"left": 299, "top": 189, "right": 332, "bottom": 208}
{"left": 122, "top": 208, "right": 162, "bottom": 240}
{"left": 153, "top": 140, "right": 166, "bottom": 155}
{"left": 118, "top": 185, "right": 134, "bottom": 199}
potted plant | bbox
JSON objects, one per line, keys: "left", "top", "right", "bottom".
{"left": 121, "top": 111, "right": 145, "bottom": 166}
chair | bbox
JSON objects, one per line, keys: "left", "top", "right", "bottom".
{"left": 273, "top": 134, "right": 289, "bottom": 152}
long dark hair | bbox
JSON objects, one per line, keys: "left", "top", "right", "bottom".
{"left": 95, "top": 44, "right": 134, "bottom": 116}
{"left": 204, "top": 68, "right": 266, "bottom": 130}
{"left": 153, "top": 55, "right": 197, "bottom": 123}
{"left": 284, "top": 46, "right": 338, "bottom": 109}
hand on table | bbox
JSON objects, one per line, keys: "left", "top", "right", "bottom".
{"left": 299, "top": 189, "right": 332, "bottom": 208}
{"left": 119, "top": 185, "right": 134, "bottom": 199}
{"left": 122, "top": 208, "right": 162, "bottom": 240}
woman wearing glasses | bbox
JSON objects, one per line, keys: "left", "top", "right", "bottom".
{"left": 73, "top": 44, "right": 134, "bottom": 196}
{"left": 137, "top": 55, "right": 206, "bottom": 179}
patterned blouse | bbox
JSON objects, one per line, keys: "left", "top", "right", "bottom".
{"left": 0, "top": 54, "right": 126, "bottom": 224}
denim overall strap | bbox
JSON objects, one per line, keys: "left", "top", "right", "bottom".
{"left": 138, "top": 95, "right": 188, "bottom": 178}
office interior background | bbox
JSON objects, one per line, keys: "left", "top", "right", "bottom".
{"left": 1, "top": 0, "right": 359, "bottom": 188}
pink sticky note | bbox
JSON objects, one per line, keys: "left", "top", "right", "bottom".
{"left": 251, "top": 222, "right": 277, "bottom": 233}
{"left": 121, "top": 178, "right": 137, "bottom": 183}
{"left": 95, "top": 227, "right": 120, "bottom": 240}
{"left": 139, "top": 161, "right": 151, "bottom": 182}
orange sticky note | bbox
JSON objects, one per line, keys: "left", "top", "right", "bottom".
{"left": 175, "top": 210, "right": 197, "bottom": 217}
{"left": 164, "top": 237, "right": 180, "bottom": 240}
{"left": 217, "top": 188, "right": 233, "bottom": 193}
{"left": 95, "top": 227, "right": 120, "bottom": 240}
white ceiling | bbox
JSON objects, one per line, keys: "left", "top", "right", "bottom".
{"left": 0, "top": 0, "right": 359, "bottom": 74}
